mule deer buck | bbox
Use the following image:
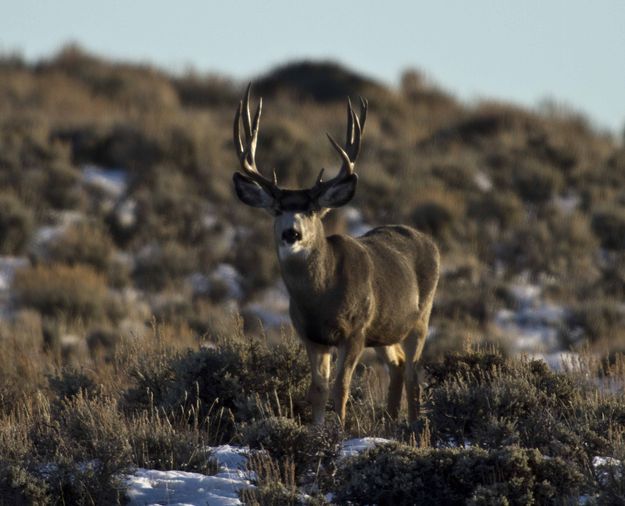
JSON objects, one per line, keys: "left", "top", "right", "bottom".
{"left": 232, "top": 85, "right": 439, "bottom": 425}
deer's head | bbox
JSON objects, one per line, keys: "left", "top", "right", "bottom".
{"left": 232, "top": 84, "right": 367, "bottom": 260}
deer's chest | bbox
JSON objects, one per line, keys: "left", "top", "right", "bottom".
{"left": 288, "top": 294, "right": 373, "bottom": 347}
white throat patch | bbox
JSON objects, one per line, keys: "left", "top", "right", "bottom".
{"left": 278, "top": 241, "right": 312, "bottom": 260}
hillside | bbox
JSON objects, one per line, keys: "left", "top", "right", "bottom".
{"left": 1, "top": 46, "right": 625, "bottom": 503}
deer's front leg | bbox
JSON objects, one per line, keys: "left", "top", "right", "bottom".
{"left": 333, "top": 338, "right": 364, "bottom": 424}
{"left": 304, "top": 340, "right": 331, "bottom": 425}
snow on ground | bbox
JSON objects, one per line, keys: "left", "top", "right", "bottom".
{"left": 593, "top": 456, "right": 622, "bottom": 486}
{"left": 473, "top": 171, "right": 493, "bottom": 192}
{"left": 0, "top": 256, "right": 29, "bottom": 292}
{"left": 528, "top": 351, "right": 581, "bottom": 372}
{"left": 552, "top": 192, "right": 580, "bottom": 215}
{"left": 125, "top": 439, "right": 390, "bottom": 505}
{"left": 339, "top": 437, "right": 391, "bottom": 458}
{"left": 209, "top": 264, "right": 244, "bottom": 301}
{"left": 494, "top": 280, "right": 567, "bottom": 354}
{"left": 343, "top": 206, "right": 372, "bottom": 237}
{"left": 125, "top": 445, "right": 253, "bottom": 506}
{"left": 82, "top": 165, "right": 128, "bottom": 198}
{"left": 30, "top": 210, "right": 85, "bottom": 260}
{"left": 0, "top": 256, "right": 31, "bottom": 318}
{"left": 243, "top": 281, "right": 291, "bottom": 330}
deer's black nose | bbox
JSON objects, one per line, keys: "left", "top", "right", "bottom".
{"left": 282, "top": 228, "right": 302, "bottom": 244}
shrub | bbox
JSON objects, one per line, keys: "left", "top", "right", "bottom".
{"left": 43, "top": 160, "right": 83, "bottom": 210}
{"left": 512, "top": 159, "right": 563, "bottom": 204}
{"left": 243, "top": 417, "right": 340, "bottom": 475}
{"left": 591, "top": 206, "right": 625, "bottom": 250}
{"left": 232, "top": 226, "right": 280, "bottom": 292}
{"left": 45, "top": 221, "right": 114, "bottom": 272}
{"left": 1, "top": 392, "right": 130, "bottom": 505}
{"left": 425, "top": 350, "right": 620, "bottom": 468}
{"left": 335, "top": 443, "right": 585, "bottom": 505}
{"left": 466, "top": 191, "right": 524, "bottom": 230}
{"left": 0, "top": 463, "right": 50, "bottom": 505}
{"left": 566, "top": 298, "right": 625, "bottom": 344}
{"left": 124, "top": 333, "right": 310, "bottom": 443}
{"left": 48, "top": 368, "right": 100, "bottom": 401}
{"left": 0, "top": 191, "right": 34, "bottom": 254}
{"left": 12, "top": 264, "right": 110, "bottom": 321}
{"left": 241, "top": 451, "right": 330, "bottom": 505}
{"left": 411, "top": 201, "right": 455, "bottom": 238}
{"left": 133, "top": 242, "right": 197, "bottom": 291}
{"left": 498, "top": 211, "right": 598, "bottom": 277}
{"left": 244, "top": 417, "right": 306, "bottom": 467}
{"left": 128, "top": 410, "right": 217, "bottom": 474}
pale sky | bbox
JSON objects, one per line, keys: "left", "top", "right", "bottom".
{"left": 2, "top": 0, "right": 624, "bottom": 132}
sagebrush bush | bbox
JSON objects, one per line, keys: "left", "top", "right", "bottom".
{"left": 43, "top": 160, "right": 83, "bottom": 210}
{"left": 566, "top": 297, "right": 625, "bottom": 344}
{"left": 0, "top": 191, "right": 34, "bottom": 255}
{"left": 591, "top": 206, "right": 625, "bottom": 250}
{"left": 512, "top": 159, "right": 564, "bottom": 204}
{"left": 127, "top": 410, "right": 217, "bottom": 474}
{"left": 425, "top": 349, "right": 621, "bottom": 469}
{"left": 241, "top": 451, "right": 330, "bottom": 506}
{"left": 133, "top": 241, "right": 197, "bottom": 291}
{"left": 45, "top": 221, "right": 114, "bottom": 272}
{"left": 335, "top": 443, "right": 586, "bottom": 505}
{"left": 124, "top": 332, "right": 310, "bottom": 442}
{"left": 0, "top": 392, "right": 129, "bottom": 505}
{"left": 0, "top": 463, "right": 50, "bottom": 506}
{"left": 243, "top": 417, "right": 341, "bottom": 475}
{"left": 13, "top": 264, "right": 110, "bottom": 321}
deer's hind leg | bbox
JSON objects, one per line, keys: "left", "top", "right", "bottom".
{"left": 402, "top": 299, "right": 435, "bottom": 423}
{"left": 375, "top": 344, "right": 405, "bottom": 419}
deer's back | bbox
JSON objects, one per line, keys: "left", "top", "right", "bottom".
{"left": 357, "top": 225, "right": 440, "bottom": 346}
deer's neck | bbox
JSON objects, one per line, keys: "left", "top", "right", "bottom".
{"left": 278, "top": 232, "right": 335, "bottom": 298}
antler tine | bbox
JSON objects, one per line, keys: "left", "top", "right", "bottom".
{"left": 315, "top": 168, "right": 325, "bottom": 185}
{"left": 359, "top": 96, "right": 368, "bottom": 132}
{"left": 346, "top": 98, "right": 355, "bottom": 145}
{"left": 233, "top": 101, "right": 244, "bottom": 156}
{"left": 323, "top": 95, "right": 369, "bottom": 183}
{"left": 326, "top": 132, "right": 353, "bottom": 174}
{"left": 233, "top": 84, "right": 280, "bottom": 196}
{"left": 242, "top": 83, "right": 253, "bottom": 138}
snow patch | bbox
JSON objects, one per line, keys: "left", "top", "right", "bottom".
{"left": 243, "top": 282, "right": 291, "bottom": 330}
{"left": 494, "top": 280, "right": 566, "bottom": 354}
{"left": 339, "top": 437, "right": 391, "bottom": 458}
{"left": 593, "top": 456, "right": 622, "bottom": 486}
{"left": 209, "top": 264, "right": 244, "bottom": 301}
{"left": 125, "top": 446, "right": 253, "bottom": 506}
{"left": 473, "top": 171, "right": 493, "bottom": 192}
{"left": 0, "top": 256, "right": 29, "bottom": 292}
{"left": 343, "top": 207, "right": 372, "bottom": 237}
{"left": 552, "top": 192, "right": 580, "bottom": 215}
{"left": 126, "top": 469, "right": 251, "bottom": 506}
{"left": 82, "top": 165, "right": 128, "bottom": 198}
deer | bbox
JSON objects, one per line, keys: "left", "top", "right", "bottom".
{"left": 232, "top": 84, "right": 440, "bottom": 425}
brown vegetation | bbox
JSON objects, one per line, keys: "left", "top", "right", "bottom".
{"left": 1, "top": 45, "right": 625, "bottom": 502}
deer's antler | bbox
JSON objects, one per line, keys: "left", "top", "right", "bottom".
{"left": 310, "top": 97, "right": 368, "bottom": 196}
{"left": 233, "top": 83, "right": 281, "bottom": 197}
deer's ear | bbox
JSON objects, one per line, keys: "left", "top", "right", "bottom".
{"left": 233, "top": 173, "right": 277, "bottom": 209}
{"left": 316, "top": 174, "right": 358, "bottom": 208}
